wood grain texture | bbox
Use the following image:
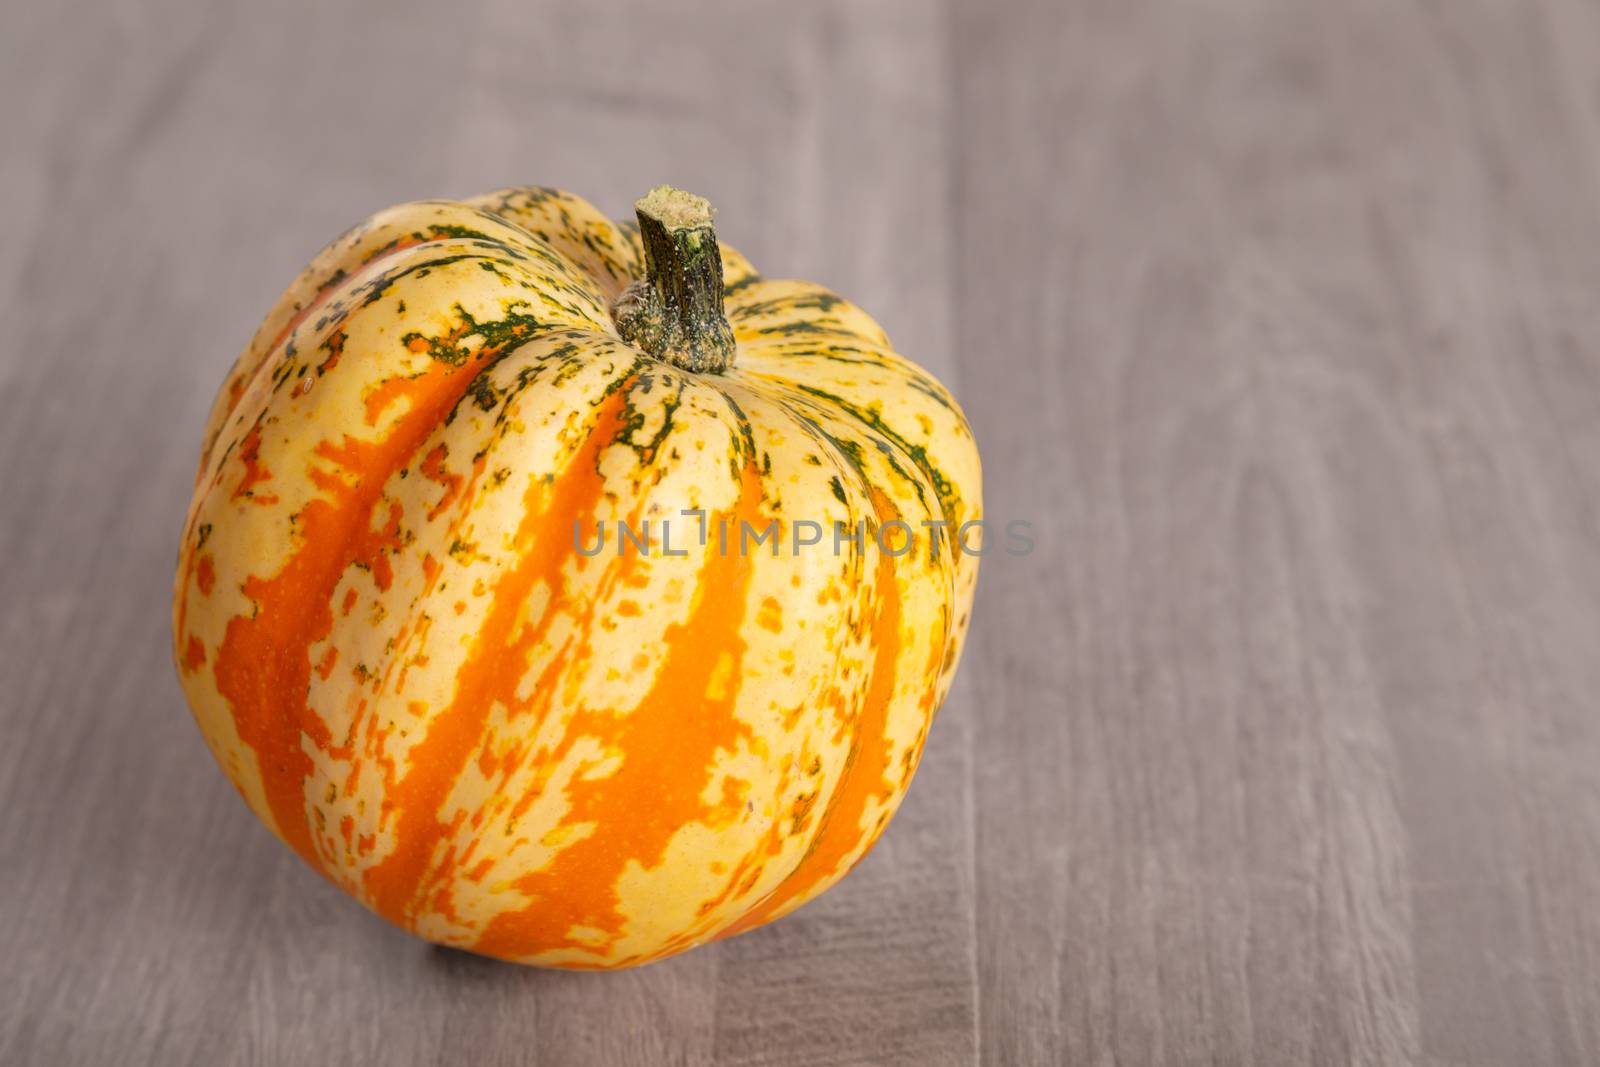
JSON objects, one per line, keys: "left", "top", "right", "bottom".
{"left": 956, "top": 0, "right": 1600, "bottom": 1063}
{"left": 2, "top": 0, "right": 1599, "bottom": 1063}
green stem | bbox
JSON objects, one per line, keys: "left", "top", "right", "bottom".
{"left": 613, "top": 186, "right": 737, "bottom": 374}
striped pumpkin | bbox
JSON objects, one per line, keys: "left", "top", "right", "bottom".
{"left": 172, "top": 185, "right": 981, "bottom": 969}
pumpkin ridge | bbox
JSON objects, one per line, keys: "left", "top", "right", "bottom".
{"left": 777, "top": 380, "right": 963, "bottom": 530}
{"left": 197, "top": 239, "right": 609, "bottom": 481}
{"left": 720, "top": 486, "right": 906, "bottom": 936}
{"left": 324, "top": 347, "right": 647, "bottom": 918}
{"left": 363, "top": 382, "right": 634, "bottom": 927}
{"left": 209, "top": 346, "right": 505, "bottom": 871}
{"left": 474, "top": 454, "right": 769, "bottom": 963}
{"left": 737, "top": 378, "right": 942, "bottom": 531}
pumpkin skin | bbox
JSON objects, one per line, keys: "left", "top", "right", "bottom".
{"left": 172, "top": 186, "right": 981, "bottom": 969}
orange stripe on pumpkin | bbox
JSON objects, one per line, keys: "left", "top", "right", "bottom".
{"left": 473, "top": 456, "right": 767, "bottom": 964}
{"left": 196, "top": 555, "right": 216, "bottom": 596}
{"left": 363, "top": 385, "right": 632, "bottom": 925}
{"left": 231, "top": 425, "right": 279, "bottom": 506}
{"left": 211, "top": 352, "right": 496, "bottom": 873}
{"left": 419, "top": 443, "right": 465, "bottom": 520}
{"left": 716, "top": 487, "right": 904, "bottom": 938}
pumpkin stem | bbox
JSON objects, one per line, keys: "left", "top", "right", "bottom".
{"left": 613, "top": 186, "right": 737, "bottom": 374}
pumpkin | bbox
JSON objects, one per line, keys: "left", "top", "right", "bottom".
{"left": 172, "top": 185, "right": 981, "bottom": 969}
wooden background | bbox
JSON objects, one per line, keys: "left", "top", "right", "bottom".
{"left": 4, "top": 0, "right": 1600, "bottom": 1063}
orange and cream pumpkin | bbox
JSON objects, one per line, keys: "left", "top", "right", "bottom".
{"left": 172, "top": 185, "right": 980, "bottom": 969}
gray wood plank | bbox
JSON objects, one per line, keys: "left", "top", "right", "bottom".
{"left": 955, "top": 0, "right": 1600, "bottom": 1063}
